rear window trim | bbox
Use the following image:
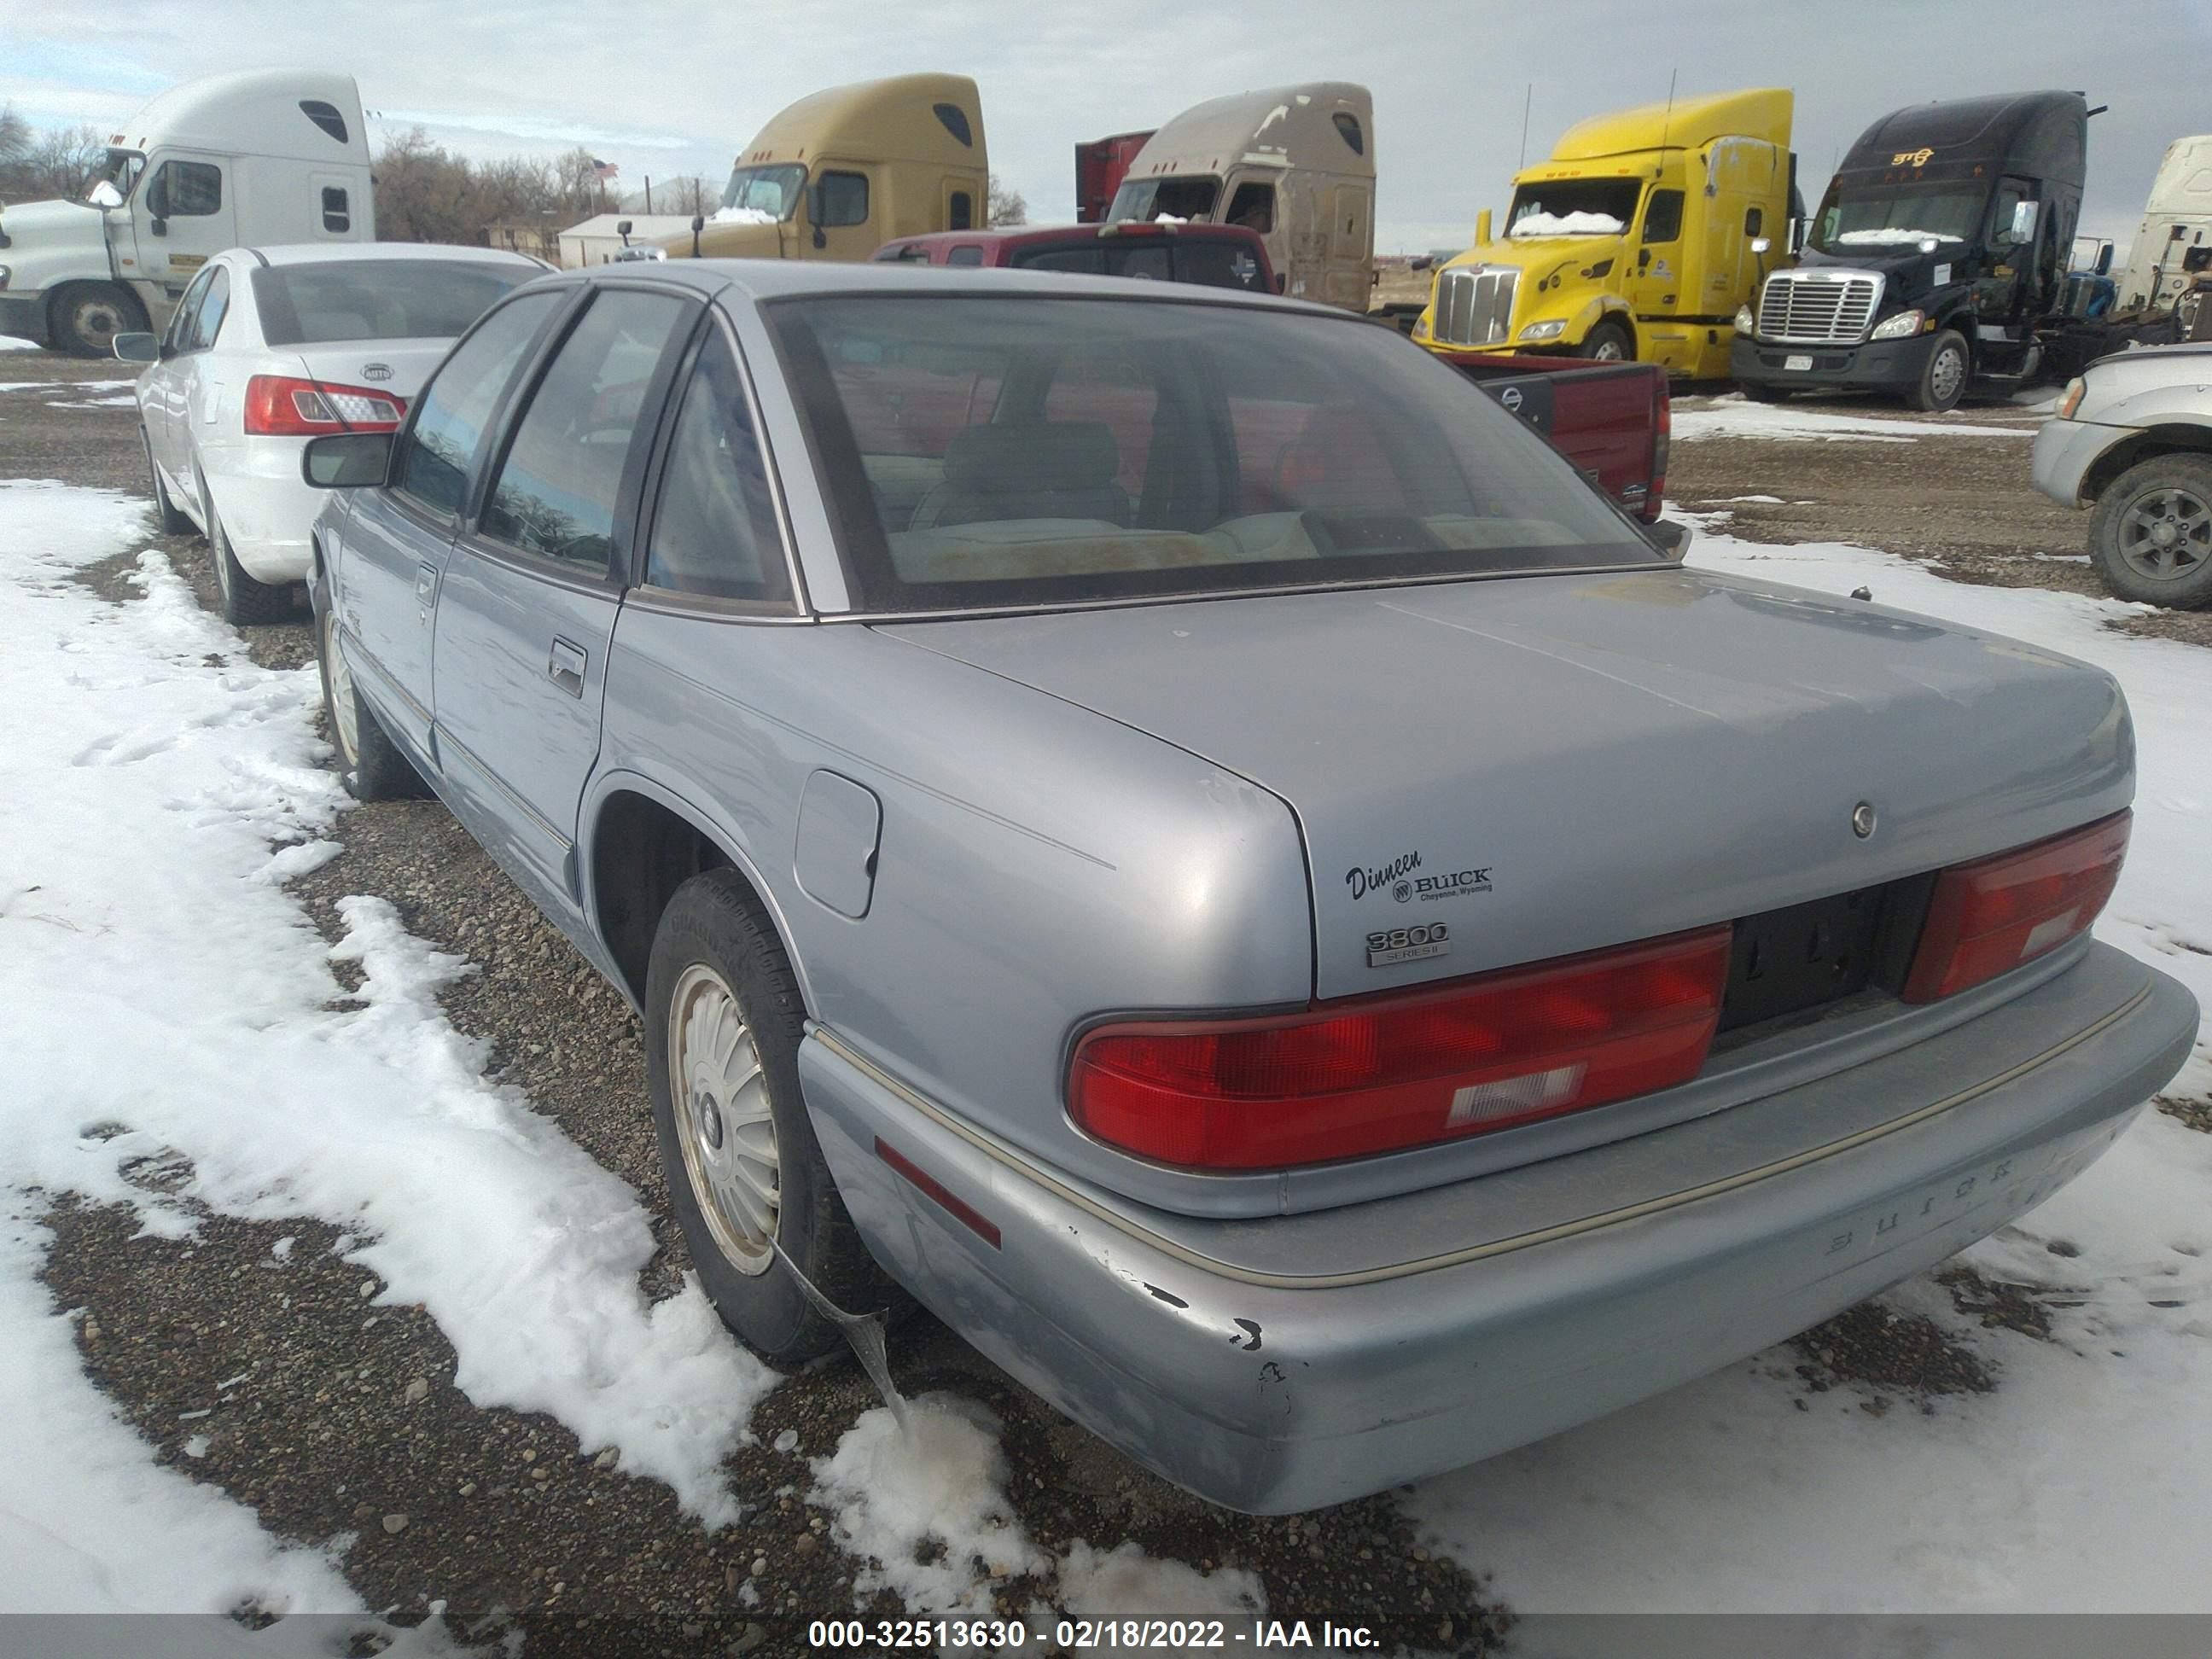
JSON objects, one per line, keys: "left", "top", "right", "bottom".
{"left": 756, "top": 288, "right": 1663, "bottom": 618}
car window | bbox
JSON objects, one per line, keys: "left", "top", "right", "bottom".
{"left": 253, "top": 259, "right": 536, "bottom": 346}
{"left": 771, "top": 294, "right": 1656, "bottom": 613}
{"left": 1641, "top": 189, "right": 1685, "bottom": 245}
{"left": 480, "top": 288, "right": 690, "bottom": 574}
{"left": 1016, "top": 247, "right": 1106, "bottom": 276}
{"left": 166, "top": 266, "right": 216, "bottom": 353}
{"left": 321, "top": 186, "right": 351, "bottom": 234}
{"left": 190, "top": 267, "right": 231, "bottom": 351}
{"left": 153, "top": 160, "right": 222, "bottom": 218}
{"left": 1173, "top": 240, "right": 1267, "bottom": 292}
{"left": 644, "top": 330, "right": 789, "bottom": 603}
{"left": 393, "top": 292, "right": 562, "bottom": 520}
{"left": 816, "top": 172, "right": 869, "bottom": 228}
{"left": 946, "top": 244, "right": 985, "bottom": 266}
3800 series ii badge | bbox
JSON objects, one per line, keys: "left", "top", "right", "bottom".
{"left": 1367, "top": 923, "right": 1449, "bottom": 967}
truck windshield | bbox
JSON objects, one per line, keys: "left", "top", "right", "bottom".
{"left": 1812, "top": 183, "right": 1984, "bottom": 251}
{"left": 1506, "top": 179, "right": 1639, "bottom": 237}
{"left": 1107, "top": 176, "right": 1222, "bottom": 223}
{"left": 719, "top": 163, "right": 806, "bottom": 221}
{"left": 83, "top": 149, "right": 144, "bottom": 206}
{"left": 766, "top": 293, "right": 1657, "bottom": 614}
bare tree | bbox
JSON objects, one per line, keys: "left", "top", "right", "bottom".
{"left": 652, "top": 173, "right": 717, "bottom": 217}
{"left": 1, "top": 120, "right": 109, "bottom": 204}
{"left": 987, "top": 172, "right": 1027, "bottom": 227}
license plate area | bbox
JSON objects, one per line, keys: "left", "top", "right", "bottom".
{"left": 1784, "top": 353, "right": 1814, "bottom": 371}
{"left": 1717, "top": 876, "right": 1933, "bottom": 1035}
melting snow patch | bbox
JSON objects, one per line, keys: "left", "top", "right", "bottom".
{"left": 710, "top": 206, "right": 777, "bottom": 224}
{"left": 1057, "top": 1540, "right": 1266, "bottom": 1619}
{"left": 1674, "top": 398, "right": 2031, "bottom": 444}
{"left": 1509, "top": 211, "right": 1624, "bottom": 238}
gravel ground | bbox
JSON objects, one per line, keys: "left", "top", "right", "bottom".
{"left": 6, "top": 349, "right": 2203, "bottom": 1650}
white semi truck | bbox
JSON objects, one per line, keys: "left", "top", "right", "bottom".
{"left": 2116, "top": 133, "right": 2212, "bottom": 316}
{"left": 0, "top": 68, "right": 373, "bottom": 355}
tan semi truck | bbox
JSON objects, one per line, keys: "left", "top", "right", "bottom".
{"left": 1103, "top": 83, "right": 1376, "bottom": 311}
{"left": 662, "top": 73, "right": 988, "bottom": 262}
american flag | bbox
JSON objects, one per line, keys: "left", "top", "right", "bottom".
{"left": 591, "top": 158, "right": 619, "bottom": 181}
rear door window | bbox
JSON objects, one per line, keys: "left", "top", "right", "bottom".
{"left": 165, "top": 266, "right": 216, "bottom": 353}
{"left": 643, "top": 330, "right": 790, "bottom": 603}
{"left": 392, "top": 292, "right": 562, "bottom": 520}
{"left": 479, "top": 288, "right": 690, "bottom": 575}
{"left": 189, "top": 267, "right": 231, "bottom": 350}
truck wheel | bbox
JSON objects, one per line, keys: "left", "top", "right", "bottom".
{"left": 646, "top": 869, "right": 892, "bottom": 1367}
{"left": 1908, "top": 330, "right": 1970, "bottom": 413}
{"left": 49, "top": 282, "right": 147, "bottom": 358}
{"left": 2088, "top": 453, "right": 2212, "bottom": 609}
{"left": 1579, "top": 319, "right": 1633, "bottom": 362}
{"left": 143, "top": 430, "right": 191, "bottom": 533}
{"left": 313, "top": 588, "right": 425, "bottom": 800}
{"left": 200, "top": 469, "right": 295, "bottom": 626}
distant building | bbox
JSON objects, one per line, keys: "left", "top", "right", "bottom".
{"left": 556, "top": 213, "right": 698, "bottom": 269}
{"left": 481, "top": 218, "right": 562, "bottom": 264}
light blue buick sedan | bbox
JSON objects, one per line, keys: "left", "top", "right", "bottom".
{"left": 302, "top": 260, "right": 2196, "bottom": 1513}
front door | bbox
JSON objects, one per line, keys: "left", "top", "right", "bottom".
{"left": 1627, "top": 184, "right": 1690, "bottom": 369}
{"left": 431, "top": 284, "right": 695, "bottom": 923}
{"left": 129, "top": 150, "right": 236, "bottom": 300}
{"left": 339, "top": 290, "right": 565, "bottom": 760}
{"left": 803, "top": 163, "right": 880, "bottom": 262}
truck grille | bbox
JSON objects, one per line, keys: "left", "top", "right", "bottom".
{"left": 1755, "top": 271, "right": 1884, "bottom": 345}
{"left": 1433, "top": 265, "right": 1518, "bottom": 346}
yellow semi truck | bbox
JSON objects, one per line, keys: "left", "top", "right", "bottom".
{"left": 1414, "top": 88, "right": 1797, "bottom": 377}
{"left": 662, "top": 73, "right": 988, "bottom": 262}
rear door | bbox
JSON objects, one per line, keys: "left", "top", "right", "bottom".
{"left": 430, "top": 284, "right": 696, "bottom": 922}
{"left": 337, "top": 289, "right": 565, "bottom": 760}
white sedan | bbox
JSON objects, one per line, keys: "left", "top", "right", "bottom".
{"left": 115, "top": 242, "right": 547, "bottom": 623}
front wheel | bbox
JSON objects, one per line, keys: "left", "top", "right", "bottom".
{"left": 1908, "top": 330, "right": 1970, "bottom": 413}
{"left": 1579, "top": 319, "right": 1634, "bottom": 362}
{"left": 2087, "top": 453, "right": 2212, "bottom": 609}
{"left": 645, "top": 870, "right": 891, "bottom": 1366}
{"left": 313, "top": 589, "right": 424, "bottom": 800}
{"left": 49, "top": 282, "right": 145, "bottom": 358}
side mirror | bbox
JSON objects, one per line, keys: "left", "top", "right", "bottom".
{"left": 113, "top": 332, "right": 159, "bottom": 364}
{"left": 1476, "top": 208, "right": 1493, "bottom": 245}
{"left": 690, "top": 212, "right": 704, "bottom": 259}
{"left": 616, "top": 218, "right": 632, "bottom": 247}
{"left": 301, "top": 430, "right": 393, "bottom": 488}
{"left": 2009, "top": 200, "right": 2040, "bottom": 242}
{"left": 150, "top": 218, "right": 168, "bottom": 238}
{"left": 1273, "top": 272, "right": 1287, "bottom": 294}
{"left": 1750, "top": 236, "right": 1772, "bottom": 255}
{"left": 87, "top": 180, "right": 124, "bottom": 210}
{"left": 2097, "top": 243, "right": 2113, "bottom": 276}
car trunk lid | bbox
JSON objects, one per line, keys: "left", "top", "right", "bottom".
{"left": 290, "top": 338, "right": 456, "bottom": 404}
{"left": 879, "top": 566, "right": 2132, "bottom": 1002}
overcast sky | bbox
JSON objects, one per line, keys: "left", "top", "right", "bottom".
{"left": 5, "top": 0, "right": 2207, "bottom": 251}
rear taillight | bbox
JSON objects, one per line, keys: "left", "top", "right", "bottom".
{"left": 1902, "top": 812, "right": 2129, "bottom": 1003}
{"left": 242, "top": 374, "right": 405, "bottom": 437}
{"left": 1646, "top": 375, "right": 1670, "bottom": 521}
{"left": 1068, "top": 926, "right": 1732, "bottom": 1171}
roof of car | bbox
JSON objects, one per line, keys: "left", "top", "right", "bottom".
{"left": 240, "top": 242, "right": 551, "bottom": 269}
{"left": 524, "top": 255, "right": 1327, "bottom": 315}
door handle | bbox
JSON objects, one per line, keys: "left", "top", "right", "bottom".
{"left": 548, "top": 637, "right": 588, "bottom": 697}
{"left": 415, "top": 562, "right": 438, "bottom": 602}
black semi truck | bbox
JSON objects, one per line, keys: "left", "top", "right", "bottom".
{"left": 1732, "top": 90, "right": 2176, "bottom": 410}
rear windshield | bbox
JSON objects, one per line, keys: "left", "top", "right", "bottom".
{"left": 252, "top": 259, "right": 536, "bottom": 346}
{"left": 1010, "top": 237, "right": 1268, "bottom": 292}
{"left": 766, "top": 294, "right": 1656, "bottom": 614}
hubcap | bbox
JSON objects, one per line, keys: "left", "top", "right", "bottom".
{"left": 74, "top": 299, "right": 125, "bottom": 353}
{"left": 1592, "top": 337, "right": 1625, "bottom": 361}
{"left": 2117, "top": 486, "right": 2211, "bottom": 584}
{"left": 1930, "top": 346, "right": 1966, "bottom": 404}
{"left": 322, "top": 610, "right": 360, "bottom": 766}
{"left": 668, "top": 963, "right": 780, "bottom": 1275}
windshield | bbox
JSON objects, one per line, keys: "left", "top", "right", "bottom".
{"left": 719, "top": 163, "right": 806, "bottom": 221}
{"left": 252, "top": 259, "right": 538, "bottom": 346}
{"left": 1010, "top": 238, "right": 1269, "bottom": 292}
{"left": 1106, "top": 175, "right": 1222, "bottom": 224}
{"left": 82, "top": 148, "right": 144, "bottom": 206}
{"left": 1812, "top": 183, "right": 1985, "bottom": 251}
{"left": 1505, "top": 178, "right": 1639, "bottom": 237}
{"left": 766, "top": 294, "right": 1657, "bottom": 614}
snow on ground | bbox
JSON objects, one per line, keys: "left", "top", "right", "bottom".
{"left": 0, "top": 336, "right": 37, "bottom": 352}
{"left": 0, "top": 480, "right": 778, "bottom": 1615}
{"left": 1412, "top": 514, "right": 2212, "bottom": 1614}
{"left": 1674, "top": 396, "right": 2034, "bottom": 444}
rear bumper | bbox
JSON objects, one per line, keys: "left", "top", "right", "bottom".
{"left": 201, "top": 439, "right": 314, "bottom": 583}
{"left": 1732, "top": 330, "right": 1938, "bottom": 393}
{"left": 2030, "top": 416, "right": 2131, "bottom": 509}
{"left": 802, "top": 944, "right": 2195, "bottom": 1513}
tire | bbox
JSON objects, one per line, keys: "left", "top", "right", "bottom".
{"left": 1578, "top": 318, "right": 1634, "bottom": 362}
{"left": 200, "top": 469, "right": 294, "bottom": 626}
{"left": 1907, "top": 329, "right": 1970, "bottom": 413}
{"left": 2087, "top": 453, "right": 2212, "bottom": 609}
{"left": 312, "top": 582, "right": 425, "bottom": 800}
{"left": 1738, "top": 381, "right": 1790, "bottom": 404}
{"left": 143, "top": 430, "right": 191, "bottom": 533}
{"left": 646, "top": 869, "right": 890, "bottom": 1366}
{"left": 49, "top": 281, "right": 146, "bottom": 358}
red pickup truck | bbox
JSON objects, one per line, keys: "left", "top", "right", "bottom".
{"left": 873, "top": 222, "right": 1278, "bottom": 294}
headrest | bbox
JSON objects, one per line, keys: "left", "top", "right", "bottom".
{"left": 940, "top": 422, "right": 1121, "bottom": 494}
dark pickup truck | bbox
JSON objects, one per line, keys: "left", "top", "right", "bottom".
{"left": 1443, "top": 352, "right": 1671, "bottom": 526}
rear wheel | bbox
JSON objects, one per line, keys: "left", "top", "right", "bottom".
{"left": 314, "top": 594, "right": 424, "bottom": 799}
{"left": 143, "top": 431, "right": 190, "bottom": 533}
{"left": 201, "top": 469, "right": 294, "bottom": 626}
{"left": 2088, "top": 453, "right": 2212, "bottom": 609}
{"left": 646, "top": 869, "right": 891, "bottom": 1366}
{"left": 49, "top": 282, "right": 145, "bottom": 358}
{"left": 1579, "top": 319, "right": 1633, "bottom": 362}
{"left": 1907, "top": 330, "right": 1970, "bottom": 413}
